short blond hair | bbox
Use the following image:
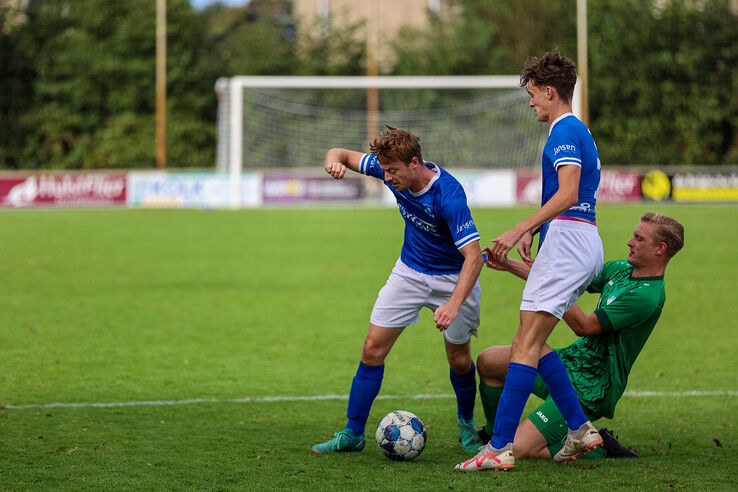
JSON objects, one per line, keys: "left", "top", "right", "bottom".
{"left": 641, "top": 212, "right": 685, "bottom": 258}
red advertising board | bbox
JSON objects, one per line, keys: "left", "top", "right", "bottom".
{"left": 516, "top": 170, "right": 641, "bottom": 204}
{"left": 598, "top": 170, "right": 642, "bottom": 202}
{"left": 0, "top": 173, "right": 127, "bottom": 208}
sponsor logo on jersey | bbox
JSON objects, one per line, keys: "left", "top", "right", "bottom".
{"left": 456, "top": 219, "right": 475, "bottom": 234}
{"left": 553, "top": 144, "right": 577, "bottom": 155}
{"left": 569, "top": 202, "right": 593, "bottom": 213}
{"left": 398, "top": 203, "right": 438, "bottom": 234}
{"left": 536, "top": 410, "right": 548, "bottom": 423}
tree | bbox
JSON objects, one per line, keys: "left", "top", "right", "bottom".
{"left": 589, "top": 0, "right": 737, "bottom": 165}
{"left": 12, "top": 0, "right": 218, "bottom": 169}
{"left": 390, "top": 0, "right": 736, "bottom": 165}
{"left": 202, "top": 0, "right": 296, "bottom": 76}
{"left": 0, "top": 3, "right": 36, "bottom": 168}
{"left": 391, "top": 0, "right": 576, "bottom": 76}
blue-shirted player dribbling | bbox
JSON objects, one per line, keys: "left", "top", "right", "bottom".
{"left": 311, "top": 126, "right": 485, "bottom": 455}
{"left": 455, "top": 50, "right": 605, "bottom": 471}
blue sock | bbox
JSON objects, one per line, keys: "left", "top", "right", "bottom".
{"left": 491, "top": 362, "right": 537, "bottom": 449}
{"left": 345, "top": 362, "right": 384, "bottom": 436}
{"left": 538, "top": 351, "right": 588, "bottom": 430}
{"left": 449, "top": 361, "right": 477, "bottom": 421}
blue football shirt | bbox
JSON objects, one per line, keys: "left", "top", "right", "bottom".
{"left": 360, "top": 153, "right": 480, "bottom": 275}
{"left": 539, "top": 113, "right": 601, "bottom": 245}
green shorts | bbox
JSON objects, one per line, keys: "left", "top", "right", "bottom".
{"left": 526, "top": 376, "right": 595, "bottom": 457}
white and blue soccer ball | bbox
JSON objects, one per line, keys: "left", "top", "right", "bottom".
{"left": 375, "top": 410, "right": 427, "bottom": 461}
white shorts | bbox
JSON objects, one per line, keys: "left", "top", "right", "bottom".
{"left": 521, "top": 219, "right": 603, "bottom": 319}
{"left": 370, "top": 259, "right": 481, "bottom": 344}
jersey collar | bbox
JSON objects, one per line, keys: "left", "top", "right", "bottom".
{"left": 409, "top": 163, "right": 440, "bottom": 197}
{"left": 549, "top": 112, "right": 575, "bottom": 135}
{"left": 630, "top": 274, "right": 665, "bottom": 281}
{"left": 626, "top": 263, "right": 665, "bottom": 281}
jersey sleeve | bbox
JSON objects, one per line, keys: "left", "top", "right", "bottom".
{"left": 549, "top": 126, "right": 582, "bottom": 170}
{"left": 441, "top": 189, "right": 480, "bottom": 251}
{"left": 359, "top": 153, "right": 385, "bottom": 180}
{"left": 594, "top": 291, "right": 661, "bottom": 333}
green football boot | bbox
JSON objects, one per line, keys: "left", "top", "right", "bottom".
{"left": 311, "top": 428, "right": 366, "bottom": 455}
{"left": 458, "top": 417, "right": 484, "bottom": 452}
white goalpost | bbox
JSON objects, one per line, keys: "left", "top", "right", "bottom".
{"left": 215, "top": 76, "right": 568, "bottom": 208}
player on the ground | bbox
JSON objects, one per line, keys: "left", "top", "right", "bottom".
{"left": 311, "top": 127, "right": 485, "bottom": 455}
{"left": 481, "top": 50, "right": 605, "bottom": 470}
{"left": 456, "top": 212, "right": 685, "bottom": 470}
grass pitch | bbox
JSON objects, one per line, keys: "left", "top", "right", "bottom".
{"left": 1, "top": 204, "right": 736, "bottom": 490}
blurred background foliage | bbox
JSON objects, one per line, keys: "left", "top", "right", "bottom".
{"left": 0, "top": 0, "right": 735, "bottom": 169}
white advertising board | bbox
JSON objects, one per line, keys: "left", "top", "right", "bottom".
{"left": 127, "top": 172, "right": 261, "bottom": 208}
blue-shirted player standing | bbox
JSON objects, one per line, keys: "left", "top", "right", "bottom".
{"left": 311, "top": 127, "right": 485, "bottom": 455}
{"left": 461, "top": 50, "right": 605, "bottom": 471}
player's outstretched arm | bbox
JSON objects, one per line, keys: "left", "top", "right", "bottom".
{"left": 433, "top": 241, "right": 483, "bottom": 331}
{"left": 482, "top": 246, "right": 531, "bottom": 280}
{"left": 562, "top": 304, "right": 603, "bottom": 336}
{"left": 324, "top": 148, "right": 364, "bottom": 179}
{"left": 490, "top": 165, "right": 580, "bottom": 258}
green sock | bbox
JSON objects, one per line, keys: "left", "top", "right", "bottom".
{"left": 478, "top": 382, "right": 504, "bottom": 436}
{"left": 583, "top": 447, "right": 606, "bottom": 459}
{"left": 531, "top": 375, "right": 549, "bottom": 400}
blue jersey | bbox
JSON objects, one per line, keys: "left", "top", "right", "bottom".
{"left": 360, "top": 153, "right": 480, "bottom": 275}
{"left": 539, "top": 113, "right": 601, "bottom": 245}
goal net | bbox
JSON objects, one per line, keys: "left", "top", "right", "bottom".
{"left": 215, "top": 76, "right": 548, "bottom": 206}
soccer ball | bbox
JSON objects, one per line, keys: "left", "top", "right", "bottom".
{"left": 375, "top": 410, "right": 427, "bottom": 461}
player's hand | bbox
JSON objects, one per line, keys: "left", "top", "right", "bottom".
{"left": 434, "top": 302, "right": 460, "bottom": 331}
{"left": 517, "top": 231, "right": 534, "bottom": 266}
{"left": 324, "top": 161, "right": 347, "bottom": 179}
{"left": 490, "top": 226, "right": 525, "bottom": 259}
{"left": 482, "top": 246, "right": 509, "bottom": 271}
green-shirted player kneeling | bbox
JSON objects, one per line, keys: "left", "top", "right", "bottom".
{"left": 455, "top": 212, "right": 685, "bottom": 470}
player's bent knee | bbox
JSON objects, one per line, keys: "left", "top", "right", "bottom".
{"left": 447, "top": 353, "right": 472, "bottom": 374}
{"left": 361, "top": 340, "right": 391, "bottom": 365}
{"left": 445, "top": 345, "right": 472, "bottom": 373}
{"left": 476, "top": 346, "right": 511, "bottom": 379}
{"left": 449, "top": 359, "right": 472, "bottom": 374}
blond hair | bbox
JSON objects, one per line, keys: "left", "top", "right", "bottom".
{"left": 641, "top": 212, "right": 685, "bottom": 258}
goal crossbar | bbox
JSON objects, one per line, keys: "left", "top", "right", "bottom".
{"left": 228, "top": 75, "right": 521, "bottom": 89}
{"left": 216, "top": 75, "right": 544, "bottom": 208}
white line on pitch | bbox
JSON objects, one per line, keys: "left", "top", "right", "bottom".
{"left": 2, "top": 390, "right": 736, "bottom": 410}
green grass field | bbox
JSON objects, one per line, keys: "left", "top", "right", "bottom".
{"left": 1, "top": 204, "right": 736, "bottom": 490}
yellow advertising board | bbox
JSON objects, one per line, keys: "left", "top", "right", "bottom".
{"left": 672, "top": 172, "right": 738, "bottom": 202}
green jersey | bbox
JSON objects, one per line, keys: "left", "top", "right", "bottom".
{"left": 557, "top": 260, "right": 666, "bottom": 419}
